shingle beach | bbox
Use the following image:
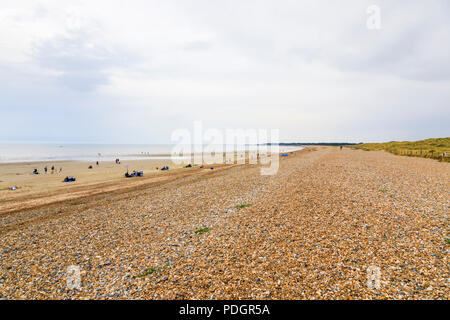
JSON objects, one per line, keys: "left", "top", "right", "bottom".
{"left": 0, "top": 147, "right": 448, "bottom": 299}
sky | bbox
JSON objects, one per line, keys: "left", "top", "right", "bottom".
{"left": 0, "top": 0, "right": 449, "bottom": 144}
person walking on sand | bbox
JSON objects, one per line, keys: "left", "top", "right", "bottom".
{"left": 59, "top": 167, "right": 62, "bottom": 173}
{"left": 44, "top": 166, "right": 47, "bottom": 174}
{"left": 51, "top": 165, "right": 55, "bottom": 174}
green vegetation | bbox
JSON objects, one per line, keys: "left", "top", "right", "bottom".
{"left": 349, "top": 137, "right": 450, "bottom": 162}
{"left": 380, "top": 189, "right": 388, "bottom": 193}
{"left": 134, "top": 264, "right": 170, "bottom": 278}
{"left": 195, "top": 227, "right": 210, "bottom": 234}
{"left": 445, "top": 238, "right": 450, "bottom": 245}
{"left": 273, "top": 142, "right": 361, "bottom": 146}
{"left": 236, "top": 204, "right": 252, "bottom": 209}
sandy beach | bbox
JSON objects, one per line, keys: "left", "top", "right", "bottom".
{"left": 0, "top": 147, "right": 448, "bottom": 299}
{"left": 0, "top": 155, "right": 243, "bottom": 215}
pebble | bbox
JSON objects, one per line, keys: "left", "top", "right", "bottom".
{"left": 0, "top": 147, "right": 448, "bottom": 299}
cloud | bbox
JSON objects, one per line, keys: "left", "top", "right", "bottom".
{"left": 327, "top": 4, "right": 450, "bottom": 82}
{"left": 28, "top": 9, "right": 130, "bottom": 91}
{"left": 31, "top": 33, "right": 106, "bottom": 90}
{"left": 0, "top": 0, "right": 449, "bottom": 143}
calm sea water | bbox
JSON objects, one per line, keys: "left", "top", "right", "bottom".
{"left": 0, "top": 143, "right": 303, "bottom": 163}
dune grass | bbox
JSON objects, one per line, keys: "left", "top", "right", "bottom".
{"left": 134, "top": 264, "right": 171, "bottom": 278}
{"left": 236, "top": 204, "right": 252, "bottom": 209}
{"left": 348, "top": 138, "right": 450, "bottom": 162}
{"left": 195, "top": 227, "right": 210, "bottom": 234}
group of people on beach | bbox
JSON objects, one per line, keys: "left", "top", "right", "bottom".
{"left": 33, "top": 165, "right": 62, "bottom": 175}
{"left": 44, "top": 165, "right": 62, "bottom": 174}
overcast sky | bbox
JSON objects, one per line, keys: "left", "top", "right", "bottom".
{"left": 0, "top": 0, "right": 449, "bottom": 143}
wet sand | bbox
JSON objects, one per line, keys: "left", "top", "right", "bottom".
{"left": 0, "top": 154, "right": 246, "bottom": 214}
{"left": 0, "top": 158, "right": 188, "bottom": 214}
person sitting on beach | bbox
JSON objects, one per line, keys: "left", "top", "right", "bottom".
{"left": 124, "top": 171, "right": 134, "bottom": 178}
{"left": 33, "top": 168, "right": 39, "bottom": 175}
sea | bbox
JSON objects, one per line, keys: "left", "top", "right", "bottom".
{"left": 0, "top": 143, "right": 303, "bottom": 163}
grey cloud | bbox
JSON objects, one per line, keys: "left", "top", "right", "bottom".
{"left": 327, "top": 2, "right": 449, "bottom": 82}
{"left": 196, "top": 0, "right": 450, "bottom": 82}
{"left": 333, "top": 25, "right": 450, "bottom": 82}
{"left": 0, "top": 0, "right": 448, "bottom": 144}
{"left": 30, "top": 29, "right": 125, "bottom": 91}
